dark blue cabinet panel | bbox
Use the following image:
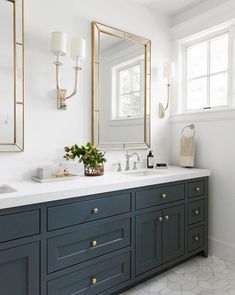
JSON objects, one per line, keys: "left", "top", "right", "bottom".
{"left": 162, "top": 205, "right": 185, "bottom": 263}
{"left": 0, "top": 242, "right": 40, "bottom": 295}
{"left": 135, "top": 210, "right": 162, "bottom": 275}
{"left": 0, "top": 210, "right": 40, "bottom": 243}
{"left": 47, "top": 252, "right": 131, "bottom": 295}
{"left": 188, "top": 199, "right": 204, "bottom": 225}
{"left": 188, "top": 180, "right": 205, "bottom": 198}
{"left": 135, "top": 183, "right": 185, "bottom": 210}
{"left": 48, "top": 217, "right": 131, "bottom": 273}
{"left": 47, "top": 193, "right": 131, "bottom": 231}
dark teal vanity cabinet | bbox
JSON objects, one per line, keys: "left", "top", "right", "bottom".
{"left": 0, "top": 177, "right": 208, "bottom": 295}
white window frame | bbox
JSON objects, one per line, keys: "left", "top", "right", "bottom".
{"left": 111, "top": 56, "right": 145, "bottom": 121}
{"left": 180, "top": 26, "right": 234, "bottom": 114}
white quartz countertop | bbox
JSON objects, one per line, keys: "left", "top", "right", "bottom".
{"left": 0, "top": 166, "right": 210, "bottom": 210}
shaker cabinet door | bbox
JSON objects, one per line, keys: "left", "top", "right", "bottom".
{"left": 135, "top": 210, "right": 162, "bottom": 275}
{"left": 162, "top": 205, "right": 185, "bottom": 263}
{"left": 0, "top": 242, "right": 40, "bottom": 295}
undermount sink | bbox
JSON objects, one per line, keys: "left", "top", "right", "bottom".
{"left": 123, "top": 169, "right": 167, "bottom": 177}
{"left": 0, "top": 185, "right": 17, "bottom": 194}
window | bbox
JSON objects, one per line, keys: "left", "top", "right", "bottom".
{"left": 112, "top": 57, "right": 144, "bottom": 120}
{"left": 185, "top": 33, "right": 229, "bottom": 111}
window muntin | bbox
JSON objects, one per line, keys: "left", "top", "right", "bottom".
{"left": 118, "top": 64, "right": 142, "bottom": 118}
{"left": 185, "top": 33, "right": 229, "bottom": 111}
{"left": 112, "top": 57, "right": 144, "bottom": 120}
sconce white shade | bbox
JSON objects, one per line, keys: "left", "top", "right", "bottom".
{"left": 70, "top": 37, "right": 86, "bottom": 61}
{"left": 51, "top": 32, "right": 68, "bottom": 56}
{"left": 163, "top": 62, "right": 175, "bottom": 78}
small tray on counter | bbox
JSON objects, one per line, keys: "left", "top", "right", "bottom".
{"left": 32, "top": 174, "right": 80, "bottom": 183}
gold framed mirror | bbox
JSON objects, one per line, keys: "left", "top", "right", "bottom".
{"left": 92, "top": 22, "right": 151, "bottom": 150}
{"left": 0, "top": 0, "right": 24, "bottom": 152}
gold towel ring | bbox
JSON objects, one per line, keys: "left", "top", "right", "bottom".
{"left": 182, "top": 124, "right": 195, "bottom": 137}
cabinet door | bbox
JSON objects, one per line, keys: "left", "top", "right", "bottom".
{"left": 135, "top": 210, "right": 162, "bottom": 276}
{"left": 0, "top": 242, "right": 40, "bottom": 295}
{"left": 162, "top": 205, "right": 185, "bottom": 263}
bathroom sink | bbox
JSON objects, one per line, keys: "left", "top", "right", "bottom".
{"left": 0, "top": 185, "right": 17, "bottom": 194}
{"left": 123, "top": 169, "right": 166, "bottom": 177}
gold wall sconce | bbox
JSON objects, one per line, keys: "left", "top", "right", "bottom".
{"left": 159, "top": 63, "right": 175, "bottom": 118}
{"left": 51, "top": 32, "right": 86, "bottom": 110}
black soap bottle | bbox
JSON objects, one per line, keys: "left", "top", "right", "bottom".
{"left": 147, "top": 150, "right": 154, "bottom": 169}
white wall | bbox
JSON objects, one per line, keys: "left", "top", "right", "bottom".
{"left": 0, "top": 0, "right": 171, "bottom": 181}
{"left": 170, "top": 0, "right": 235, "bottom": 262}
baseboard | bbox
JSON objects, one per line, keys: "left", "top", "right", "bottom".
{"left": 209, "top": 236, "right": 235, "bottom": 263}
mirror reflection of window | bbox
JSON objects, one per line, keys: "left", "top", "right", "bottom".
{"left": 112, "top": 56, "right": 144, "bottom": 120}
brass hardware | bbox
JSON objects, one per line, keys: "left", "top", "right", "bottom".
{"left": 193, "top": 235, "right": 199, "bottom": 241}
{"left": 91, "top": 277, "right": 97, "bottom": 285}
{"left": 92, "top": 208, "right": 99, "bottom": 214}
{"left": 194, "top": 209, "right": 199, "bottom": 215}
{"left": 165, "top": 215, "right": 169, "bottom": 221}
{"left": 196, "top": 187, "right": 200, "bottom": 192}
{"left": 161, "top": 193, "right": 167, "bottom": 199}
{"left": 158, "top": 216, "right": 163, "bottom": 222}
{"left": 91, "top": 240, "right": 97, "bottom": 247}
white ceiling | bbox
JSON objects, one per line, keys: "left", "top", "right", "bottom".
{"left": 130, "top": 0, "right": 205, "bottom": 16}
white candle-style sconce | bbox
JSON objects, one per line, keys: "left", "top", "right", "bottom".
{"left": 51, "top": 32, "right": 86, "bottom": 110}
{"left": 159, "top": 62, "right": 175, "bottom": 118}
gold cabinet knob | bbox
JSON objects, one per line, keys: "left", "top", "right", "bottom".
{"left": 193, "top": 235, "right": 199, "bottom": 241}
{"left": 158, "top": 216, "right": 163, "bottom": 222}
{"left": 161, "top": 193, "right": 167, "bottom": 199}
{"left": 194, "top": 209, "right": 199, "bottom": 215}
{"left": 92, "top": 208, "right": 99, "bottom": 214}
{"left": 91, "top": 277, "right": 97, "bottom": 285}
{"left": 196, "top": 187, "right": 200, "bottom": 192}
{"left": 91, "top": 240, "right": 97, "bottom": 247}
{"left": 165, "top": 215, "right": 169, "bottom": 221}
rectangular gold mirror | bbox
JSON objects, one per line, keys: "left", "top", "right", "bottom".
{"left": 0, "top": 0, "right": 24, "bottom": 152}
{"left": 92, "top": 22, "right": 151, "bottom": 149}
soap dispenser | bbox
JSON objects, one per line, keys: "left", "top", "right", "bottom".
{"left": 147, "top": 150, "right": 154, "bottom": 169}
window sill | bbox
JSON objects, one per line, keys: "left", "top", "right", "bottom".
{"left": 170, "top": 108, "right": 235, "bottom": 123}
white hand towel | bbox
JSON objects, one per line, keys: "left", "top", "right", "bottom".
{"left": 180, "top": 135, "right": 195, "bottom": 168}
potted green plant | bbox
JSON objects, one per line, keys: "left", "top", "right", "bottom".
{"left": 64, "top": 143, "right": 106, "bottom": 176}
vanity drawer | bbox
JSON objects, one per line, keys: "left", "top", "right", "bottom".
{"left": 47, "top": 193, "right": 131, "bottom": 231}
{"left": 0, "top": 210, "right": 40, "bottom": 243}
{"left": 47, "top": 252, "right": 130, "bottom": 295}
{"left": 187, "top": 199, "right": 204, "bottom": 225}
{"left": 47, "top": 217, "right": 131, "bottom": 273}
{"left": 135, "top": 184, "right": 185, "bottom": 210}
{"left": 187, "top": 226, "right": 204, "bottom": 253}
{"left": 188, "top": 180, "right": 205, "bottom": 198}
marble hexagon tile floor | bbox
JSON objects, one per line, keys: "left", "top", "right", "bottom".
{"left": 120, "top": 256, "right": 235, "bottom": 295}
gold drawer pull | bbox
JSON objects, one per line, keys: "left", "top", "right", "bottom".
{"left": 91, "top": 240, "right": 97, "bottom": 247}
{"left": 193, "top": 235, "right": 199, "bottom": 241}
{"left": 158, "top": 216, "right": 163, "bottom": 222}
{"left": 161, "top": 193, "right": 167, "bottom": 199}
{"left": 194, "top": 209, "right": 199, "bottom": 215}
{"left": 165, "top": 215, "right": 169, "bottom": 221}
{"left": 91, "top": 277, "right": 97, "bottom": 285}
{"left": 92, "top": 208, "right": 99, "bottom": 214}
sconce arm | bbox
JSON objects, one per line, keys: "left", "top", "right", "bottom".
{"left": 164, "top": 83, "right": 171, "bottom": 111}
{"left": 55, "top": 63, "right": 81, "bottom": 100}
{"left": 65, "top": 66, "right": 81, "bottom": 100}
